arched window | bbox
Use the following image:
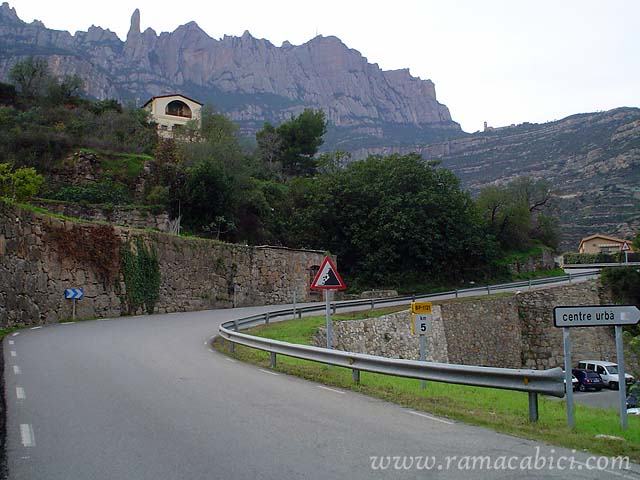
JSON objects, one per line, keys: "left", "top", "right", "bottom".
{"left": 165, "top": 100, "right": 192, "bottom": 118}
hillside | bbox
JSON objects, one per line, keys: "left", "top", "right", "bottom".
{"left": 0, "top": 4, "right": 462, "bottom": 150}
{"left": 0, "top": 3, "right": 638, "bottom": 249}
{"left": 351, "top": 108, "right": 640, "bottom": 249}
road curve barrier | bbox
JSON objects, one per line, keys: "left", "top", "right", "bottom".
{"left": 217, "top": 273, "right": 596, "bottom": 422}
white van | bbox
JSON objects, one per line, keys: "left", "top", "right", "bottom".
{"left": 577, "top": 360, "right": 635, "bottom": 390}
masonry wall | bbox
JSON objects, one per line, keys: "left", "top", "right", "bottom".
{"left": 0, "top": 201, "right": 325, "bottom": 326}
{"left": 518, "top": 281, "right": 616, "bottom": 369}
{"left": 313, "top": 281, "right": 619, "bottom": 370}
{"left": 313, "top": 308, "right": 449, "bottom": 363}
{"left": 30, "top": 200, "right": 172, "bottom": 233}
{"left": 439, "top": 296, "right": 523, "bottom": 367}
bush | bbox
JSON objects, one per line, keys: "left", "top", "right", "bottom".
{"left": 0, "top": 162, "right": 44, "bottom": 201}
{"left": 49, "top": 180, "right": 131, "bottom": 205}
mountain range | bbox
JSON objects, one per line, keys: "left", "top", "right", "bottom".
{"left": 0, "top": 3, "right": 638, "bottom": 249}
{"left": 0, "top": 4, "right": 461, "bottom": 150}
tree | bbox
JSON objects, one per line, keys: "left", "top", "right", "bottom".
{"left": 8, "top": 57, "right": 51, "bottom": 100}
{"left": 0, "top": 163, "right": 44, "bottom": 201}
{"left": 46, "top": 74, "right": 83, "bottom": 106}
{"left": 173, "top": 159, "right": 235, "bottom": 236}
{"left": 283, "top": 153, "right": 496, "bottom": 286}
{"left": 256, "top": 123, "right": 283, "bottom": 176}
{"left": 256, "top": 109, "right": 327, "bottom": 177}
{"left": 0, "top": 82, "right": 17, "bottom": 106}
{"left": 476, "top": 177, "right": 557, "bottom": 251}
{"left": 633, "top": 232, "right": 640, "bottom": 252}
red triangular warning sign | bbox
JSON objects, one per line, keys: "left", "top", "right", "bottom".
{"left": 621, "top": 241, "right": 631, "bottom": 252}
{"left": 310, "top": 256, "right": 347, "bottom": 290}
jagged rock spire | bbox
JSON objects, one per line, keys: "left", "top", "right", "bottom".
{"left": 127, "top": 9, "right": 141, "bottom": 40}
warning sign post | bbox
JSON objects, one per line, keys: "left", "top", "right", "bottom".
{"left": 310, "top": 257, "right": 346, "bottom": 350}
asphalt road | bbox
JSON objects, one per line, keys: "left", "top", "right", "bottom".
{"left": 4, "top": 286, "right": 640, "bottom": 479}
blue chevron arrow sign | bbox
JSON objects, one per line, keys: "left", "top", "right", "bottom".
{"left": 64, "top": 288, "right": 84, "bottom": 300}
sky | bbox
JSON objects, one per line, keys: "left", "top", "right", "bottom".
{"left": 8, "top": 0, "right": 640, "bottom": 132}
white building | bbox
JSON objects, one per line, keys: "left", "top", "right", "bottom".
{"left": 143, "top": 94, "right": 203, "bottom": 139}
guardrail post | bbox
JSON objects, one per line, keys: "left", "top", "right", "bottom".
{"left": 332, "top": 303, "right": 337, "bottom": 315}
{"left": 370, "top": 299, "right": 375, "bottom": 310}
{"left": 455, "top": 289, "right": 458, "bottom": 298}
{"left": 298, "top": 310, "right": 302, "bottom": 319}
{"left": 412, "top": 293, "right": 416, "bottom": 302}
{"left": 230, "top": 341, "right": 235, "bottom": 353}
{"left": 352, "top": 368, "right": 360, "bottom": 384}
{"left": 528, "top": 392, "right": 539, "bottom": 422}
{"left": 265, "top": 312, "right": 270, "bottom": 325}
{"left": 528, "top": 279, "right": 532, "bottom": 290}
{"left": 233, "top": 320, "right": 239, "bottom": 331}
{"left": 568, "top": 273, "right": 572, "bottom": 283}
{"left": 270, "top": 352, "right": 277, "bottom": 368}
{"left": 487, "top": 285, "right": 491, "bottom": 295}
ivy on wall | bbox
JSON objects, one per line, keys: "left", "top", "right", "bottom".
{"left": 120, "top": 237, "right": 161, "bottom": 315}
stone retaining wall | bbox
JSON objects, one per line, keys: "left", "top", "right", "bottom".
{"left": 313, "top": 281, "right": 621, "bottom": 370}
{"left": 30, "top": 200, "right": 172, "bottom": 233}
{"left": 0, "top": 201, "right": 325, "bottom": 326}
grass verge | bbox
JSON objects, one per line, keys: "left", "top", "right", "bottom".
{"left": 213, "top": 309, "right": 640, "bottom": 462}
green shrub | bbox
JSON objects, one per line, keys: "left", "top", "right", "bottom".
{"left": 49, "top": 180, "right": 130, "bottom": 205}
{"left": 0, "top": 162, "right": 44, "bottom": 201}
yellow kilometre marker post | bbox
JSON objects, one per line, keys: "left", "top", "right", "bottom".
{"left": 411, "top": 302, "right": 432, "bottom": 389}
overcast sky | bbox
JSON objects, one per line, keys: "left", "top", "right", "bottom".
{"left": 9, "top": 1, "right": 640, "bottom": 132}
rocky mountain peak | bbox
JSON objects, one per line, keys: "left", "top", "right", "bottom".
{"left": 127, "top": 8, "right": 141, "bottom": 39}
{"left": 0, "top": 4, "right": 461, "bottom": 145}
{"left": 0, "top": 2, "right": 20, "bottom": 23}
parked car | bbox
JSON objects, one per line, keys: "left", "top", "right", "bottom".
{"left": 572, "top": 368, "right": 604, "bottom": 392}
{"left": 562, "top": 371, "right": 579, "bottom": 391}
{"left": 577, "top": 360, "right": 635, "bottom": 390}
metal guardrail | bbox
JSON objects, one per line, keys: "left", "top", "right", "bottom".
{"left": 218, "top": 273, "right": 597, "bottom": 422}
{"left": 562, "top": 262, "right": 640, "bottom": 269}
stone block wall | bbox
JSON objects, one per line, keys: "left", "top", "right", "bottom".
{"left": 30, "top": 200, "right": 172, "bottom": 233}
{"left": 518, "top": 281, "right": 615, "bottom": 369}
{"left": 0, "top": 201, "right": 325, "bottom": 326}
{"left": 313, "top": 308, "right": 449, "bottom": 362}
{"left": 313, "top": 281, "right": 619, "bottom": 370}
{"left": 440, "top": 296, "right": 522, "bottom": 367}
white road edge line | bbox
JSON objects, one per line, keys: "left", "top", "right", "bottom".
{"left": 408, "top": 411, "right": 454, "bottom": 425}
{"left": 60, "top": 322, "right": 75, "bottom": 325}
{"left": 225, "top": 358, "right": 237, "bottom": 363}
{"left": 259, "top": 369, "right": 280, "bottom": 376}
{"left": 13, "top": 365, "right": 21, "bottom": 375}
{"left": 30, "top": 326, "right": 42, "bottom": 330}
{"left": 317, "top": 386, "right": 346, "bottom": 395}
{"left": 20, "top": 424, "right": 35, "bottom": 447}
{"left": 8, "top": 340, "right": 14, "bottom": 345}
{"left": 12, "top": 332, "right": 19, "bottom": 337}
{"left": 10, "top": 351, "right": 16, "bottom": 357}
{"left": 16, "top": 387, "right": 25, "bottom": 400}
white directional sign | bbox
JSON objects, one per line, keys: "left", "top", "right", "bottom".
{"left": 554, "top": 305, "right": 640, "bottom": 328}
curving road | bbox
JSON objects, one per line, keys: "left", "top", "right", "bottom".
{"left": 4, "top": 287, "right": 640, "bottom": 479}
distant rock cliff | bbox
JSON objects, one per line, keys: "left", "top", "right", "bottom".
{"left": 0, "top": 4, "right": 461, "bottom": 148}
